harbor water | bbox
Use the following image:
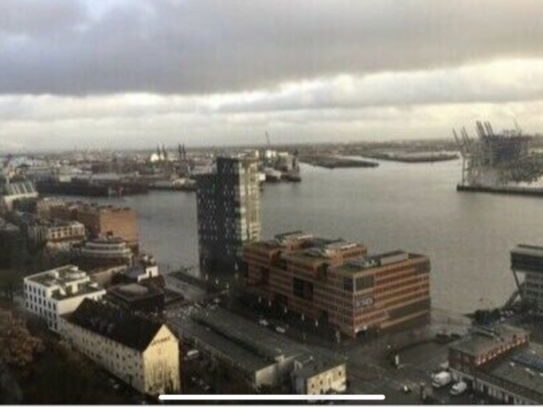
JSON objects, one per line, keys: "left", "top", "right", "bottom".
{"left": 83, "top": 159, "right": 543, "bottom": 315}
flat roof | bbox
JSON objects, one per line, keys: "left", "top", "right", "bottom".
{"left": 175, "top": 316, "right": 273, "bottom": 373}
{"left": 293, "top": 356, "right": 345, "bottom": 380}
{"left": 170, "top": 307, "right": 341, "bottom": 375}
{"left": 483, "top": 343, "right": 543, "bottom": 403}
{"left": 449, "top": 325, "right": 529, "bottom": 358}
{"left": 26, "top": 265, "right": 87, "bottom": 286}
{"left": 337, "top": 251, "right": 420, "bottom": 273}
{"left": 3, "top": 181, "right": 37, "bottom": 196}
{"left": 25, "top": 266, "right": 104, "bottom": 300}
{"left": 108, "top": 283, "right": 162, "bottom": 301}
{"left": 65, "top": 201, "right": 133, "bottom": 213}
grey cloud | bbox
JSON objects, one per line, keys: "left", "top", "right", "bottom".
{"left": 0, "top": 0, "right": 85, "bottom": 37}
{"left": 1, "top": 0, "right": 543, "bottom": 96}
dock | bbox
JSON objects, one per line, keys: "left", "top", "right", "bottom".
{"left": 457, "top": 184, "right": 543, "bottom": 197}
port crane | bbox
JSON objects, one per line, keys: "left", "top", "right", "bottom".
{"left": 453, "top": 121, "right": 543, "bottom": 186}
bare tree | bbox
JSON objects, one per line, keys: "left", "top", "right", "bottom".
{"left": 0, "top": 308, "right": 43, "bottom": 368}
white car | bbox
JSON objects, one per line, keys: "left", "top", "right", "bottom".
{"left": 276, "top": 326, "right": 286, "bottom": 334}
{"left": 259, "top": 319, "right": 269, "bottom": 327}
{"left": 432, "top": 371, "right": 452, "bottom": 388}
{"left": 450, "top": 381, "right": 468, "bottom": 396}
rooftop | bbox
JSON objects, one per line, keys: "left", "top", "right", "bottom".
{"left": 3, "top": 181, "right": 37, "bottom": 197}
{"left": 66, "top": 299, "right": 164, "bottom": 351}
{"left": 449, "top": 324, "right": 529, "bottom": 358}
{"left": 108, "top": 283, "right": 162, "bottom": 302}
{"left": 85, "top": 236, "right": 127, "bottom": 245}
{"left": 16, "top": 213, "right": 84, "bottom": 229}
{"left": 483, "top": 343, "right": 543, "bottom": 403}
{"left": 25, "top": 265, "right": 105, "bottom": 300}
{"left": 293, "top": 356, "right": 345, "bottom": 380}
{"left": 170, "top": 307, "right": 339, "bottom": 374}
{"left": 65, "top": 201, "right": 134, "bottom": 214}
{"left": 338, "top": 251, "right": 415, "bottom": 273}
{"left": 26, "top": 265, "right": 89, "bottom": 287}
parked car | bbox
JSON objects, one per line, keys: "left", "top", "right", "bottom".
{"left": 450, "top": 381, "right": 468, "bottom": 396}
{"left": 432, "top": 371, "right": 452, "bottom": 388}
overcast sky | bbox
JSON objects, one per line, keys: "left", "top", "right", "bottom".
{"left": 2, "top": 0, "right": 543, "bottom": 151}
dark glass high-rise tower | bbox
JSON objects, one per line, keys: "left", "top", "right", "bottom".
{"left": 196, "top": 156, "right": 261, "bottom": 277}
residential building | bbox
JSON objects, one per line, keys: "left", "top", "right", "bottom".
{"left": 511, "top": 244, "right": 543, "bottom": 309}
{"left": 242, "top": 231, "right": 431, "bottom": 338}
{"left": 9, "top": 211, "right": 86, "bottom": 249}
{"left": 50, "top": 202, "right": 138, "bottom": 248}
{"left": 23, "top": 265, "right": 105, "bottom": 332}
{"left": 26, "top": 218, "right": 85, "bottom": 248}
{"left": 449, "top": 325, "right": 543, "bottom": 404}
{"left": 60, "top": 299, "right": 180, "bottom": 396}
{"left": 171, "top": 307, "right": 343, "bottom": 390}
{"left": 33, "top": 197, "right": 66, "bottom": 219}
{"left": 196, "top": 156, "right": 261, "bottom": 276}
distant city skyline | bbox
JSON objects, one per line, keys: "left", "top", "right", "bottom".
{"left": 2, "top": 0, "right": 543, "bottom": 151}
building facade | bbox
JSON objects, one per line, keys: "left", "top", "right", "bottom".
{"left": 196, "top": 156, "right": 261, "bottom": 276}
{"left": 77, "top": 237, "right": 134, "bottom": 269}
{"left": 23, "top": 265, "right": 105, "bottom": 332}
{"left": 60, "top": 299, "right": 180, "bottom": 396}
{"left": 292, "top": 358, "right": 347, "bottom": 395}
{"left": 50, "top": 202, "right": 138, "bottom": 248}
{"left": 9, "top": 211, "right": 86, "bottom": 249}
{"left": 26, "top": 218, "right": 86, "bottom": 248}
{"left": 242, "top": 231, "right": 431, "bottom": 338}
{"left": 511, "top": 244, "right": 543, "bottom": 309}
{"left": 448, "top": 325, "right": 543, "bottom": 404}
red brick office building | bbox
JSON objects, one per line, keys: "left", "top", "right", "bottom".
{"left": 242, "top": 231, "right": 431, "bottom": 338}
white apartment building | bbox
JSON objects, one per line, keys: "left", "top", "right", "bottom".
{"left": 60, "top": 299, "right": 180, "bottom": 396}
{"left": 24, "top": 265, "right": 105, "bottom": 332}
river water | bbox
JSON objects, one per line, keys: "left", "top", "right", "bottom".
{"left": 84, "top": 159, "right": 543, "bottom": 315}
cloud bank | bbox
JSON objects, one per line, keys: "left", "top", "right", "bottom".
{"left": 1, "top": 0, "right": 543, "bottom": 150}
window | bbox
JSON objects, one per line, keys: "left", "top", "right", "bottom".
{"left": 343, "top": 277, "right": 353, "bottom": 292}
{"left": 293, "top": 277, "right": 313, "bottom": 300}
{"left": 356, "top": 275, "right": 374, "bottom": 291}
